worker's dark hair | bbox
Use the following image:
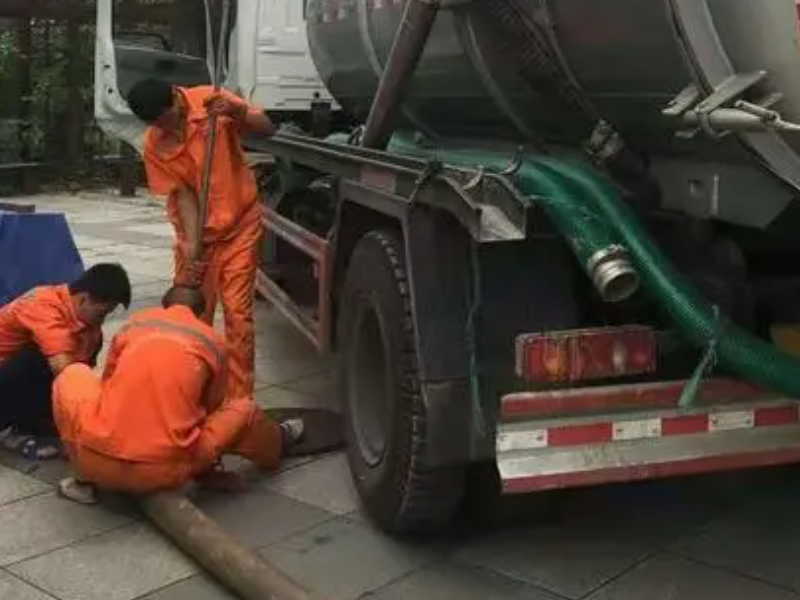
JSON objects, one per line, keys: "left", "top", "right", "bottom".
{"left": 162, "top": 285, "right": 206, "bottom": 317}
{"left": 127, "top": 78, "right": 174, "bottom": 123}
{"left": 69, "top": 263, "right": 131, "bottom": 309}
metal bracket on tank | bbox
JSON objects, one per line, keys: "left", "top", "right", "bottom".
{"left": 664, "top": 72, "right": 800, "bottom": 139}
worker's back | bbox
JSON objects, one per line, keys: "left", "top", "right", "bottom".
{"left": 78, "top": 305, "right": 227, "bottom": 463}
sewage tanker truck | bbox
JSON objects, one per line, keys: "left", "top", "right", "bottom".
{"left": 97, "top": 0, "right": 800, "bottom": 533}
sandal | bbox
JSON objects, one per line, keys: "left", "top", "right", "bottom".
{"left": 1, "top": 427, "right": 62, "bottom": 460}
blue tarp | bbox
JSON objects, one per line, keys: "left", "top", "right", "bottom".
{"left": 0, "top": 212, "right": 84, "bottom": 307}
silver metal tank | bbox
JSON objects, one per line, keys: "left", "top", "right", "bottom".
{"left": 306, "top": 0, "right": 800, "bottom": 228}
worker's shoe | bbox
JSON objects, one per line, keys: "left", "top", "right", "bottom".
{"left": 280, "top": 418, "right": 305, "bottom": 449}
{"left": 58, "top": 477, "right": 98, "bottom": 505}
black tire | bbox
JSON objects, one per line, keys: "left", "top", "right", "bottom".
{"left": 338, "top": 230, "right": 465, "bottom": 534}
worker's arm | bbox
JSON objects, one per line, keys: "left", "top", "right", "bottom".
{"left": 175, "top": 185, "right": 201, "bottom": 259}
{"left": 16, "top": 298, "right": 77, "bottom": 375}
{"left": 192, "top": 361, "right": 255, "bottom": 468}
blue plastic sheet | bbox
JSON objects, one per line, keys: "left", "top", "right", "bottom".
{"left": 0, "top": 212, "right": 84, "bottom": 307}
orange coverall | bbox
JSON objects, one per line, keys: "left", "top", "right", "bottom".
{"left": 0, "top": 284, "right": 101, "bottom": 364}
{"left": 143, "top": 86, "right": 262, "bottom": 401}
{"left": 52, "top": 305, "right": 281, "bottom": 494}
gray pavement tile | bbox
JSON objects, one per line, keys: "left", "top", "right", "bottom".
{"left": 0, "top": 465, "right": 50, "bottom": 506}
{"left": 366, "top": 561, "right": 562, "bottom": 600}
{"left": 254, "top": 356, "right": 328, "bottom": 386}
{"left": 260, "top": 517, "right": 446, "bottom": 600}
{"left": 130, "top": 280, "right": 174, "bottom": 302}
{"left": 139, "top": 574, "right": 236, "bottom": 600}
{"left": 584, "top": 553, "right": 798, "bottom": 600}
{"left": 451, "top": 479, "right": 726, "bottom": 600}
{"left": 671, "top": 493, "right": 800, "bottom": 593}
{"left": 255, "top": 385, "right": 338, "bottom": 412}
{"left": 280, "top": 370, "right": 336, "bottom": 400}
{"left": 455, "top": 522, "right": 650, "bottom": 599}
{"left": 123, "top": 222, "right": 173, "bottom": 237}
{"left": 0, "top": 452, "right": 70, "bottom": 487}
{"left": 9, "top": 522, "right": 196, "bottom": 600}
{"left": 0, "top": 492, "right": 133, "bottom": 566}
{"left": 263, "top": 452, "right": 360, "bottom": 515}
{"left": 189, "top": 487, "right": 334, "bottom": 549}
{"left": 0, "top": 570, "right": 53, "bottom": 600}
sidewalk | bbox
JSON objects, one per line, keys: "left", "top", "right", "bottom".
{"left": 1, "top": 191, "right": 800, "bottom": 600}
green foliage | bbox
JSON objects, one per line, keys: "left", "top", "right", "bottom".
{"left": 0, "top": 17, "right": 100, "bottom": 161}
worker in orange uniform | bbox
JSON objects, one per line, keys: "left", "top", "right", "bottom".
{"left": 52, "top": 286, "right": 303, "bottom": 504}
{"left": 0, "top": 264, "right": 131, "bottom": 459}
{"left": 126, "top": 79, "right": 275, "bottom": 404}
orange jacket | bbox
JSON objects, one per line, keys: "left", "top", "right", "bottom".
{"left": 0, "top": 284, "right": 101, "bottom": 364}
{"left": 143, "top": 86, "right": 260, "bottom": 244}
{"left": 77, "top": 305, "right": 255, "bottom": 463}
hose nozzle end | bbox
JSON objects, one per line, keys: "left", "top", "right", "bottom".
{"left": 588, "top": 245, "right": 640, "bottom": 303}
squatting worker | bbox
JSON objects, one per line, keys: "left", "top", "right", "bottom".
{"left": 126, "top": 79, "right": 276, "bottom": 403}
{"left": 0, "top": 264, "right": 131, "bottom": 459}
{"left": 53, "top": 286, "right": 303, "bottom": 504}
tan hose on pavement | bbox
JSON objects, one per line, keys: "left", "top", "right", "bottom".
{"left": 141, "top": 492, "right": 323, "bottom": 600}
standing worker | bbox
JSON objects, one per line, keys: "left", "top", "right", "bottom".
{"left": 53, "top": 286, "right": 302, "bottom": 503}
{"left": 0, "top": 264, "right": 131, "bottom": 458}
{"left": 126, "top": 79, "right": 276, "bottom": 403}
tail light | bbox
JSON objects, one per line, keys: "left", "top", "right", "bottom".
{"left": 516, "top": 326, "right": 657, "bottom": 383}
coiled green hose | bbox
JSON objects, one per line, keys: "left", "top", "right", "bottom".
{"left": 385, "top": 133, "right": 800, "bottom": 398}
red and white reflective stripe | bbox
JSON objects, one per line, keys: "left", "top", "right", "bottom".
{"left": 496, "top": 404, "right": 800, "bottom": 453}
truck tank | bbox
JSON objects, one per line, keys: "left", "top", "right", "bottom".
{"left": 306, "top": 0, "right": 800, "bottom": 229}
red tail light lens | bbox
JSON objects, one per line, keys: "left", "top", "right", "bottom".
{"left": 516, "top": 326, "right": 657, "bottom": 383}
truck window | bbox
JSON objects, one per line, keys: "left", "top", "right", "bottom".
{"left": 110, "top": 0, "right": 234, "bottom": 98}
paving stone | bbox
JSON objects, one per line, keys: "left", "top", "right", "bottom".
{"left": 367, "top": 561, "right": 561, "bottom": 600}
{"left": 0, "top": 492, "right": 132, "bottom": 566}
{"left": 455, "top": 523, "right": 651, "bottom": 599}
{"left": 0, "top": 465, "right": 50, "bottom": 506}
{"left": 0, "top": 452, "right": 71, "bottom": 487}
{"left": 255, "top": 385, "right": 336, "bottom": 412}
{"left": 139, "top": 574, "right": 236, "bottom": 600}
{"left": 585, "top": 553, "right": 798, "bottom": 600}
{"left": 280, "top": 370, "right": 337, "bottom": 400}
{"left": 671, "top": 493, "right": 800, "bottom": 592}
{"left": 0, "top": 570, "right": 53, "bottom": 600}
{"left": 9, "top": 522, "right": 196, "bottom": 600}
{"left": 190, "top": 487, "right": 334, "bottom": 549}
{"left": 263, "top": 452, "right": 360, "bottom": 515}
{"left": 260, "top": 517, "right": 445, "bottom": 600}
{"left": 124, "top": 222, "right": 173, "bottom": 237}
{"left": 254, "top": 356, "right": 328, "bottom": 386}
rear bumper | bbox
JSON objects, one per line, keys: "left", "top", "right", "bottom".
{"left": 500, "top": 423, "right": 800, "bottom": 494}
{"left": 496, "top": 378, "right": 800, "bottom": 494}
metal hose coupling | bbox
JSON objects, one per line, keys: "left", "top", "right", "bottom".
{"left": 586, "top": 244, "right": 640, "bottom": 303}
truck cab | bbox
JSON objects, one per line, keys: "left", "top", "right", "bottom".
{"left": 95, "top": 0, "right": 334, "bottom": 150}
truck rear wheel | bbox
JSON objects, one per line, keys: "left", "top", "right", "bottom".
{"left": 338, "top": 230, "right": 465, "bottom": 534}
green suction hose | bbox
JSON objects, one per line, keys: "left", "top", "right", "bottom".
{"left": 383, "top": 133, "right": 800, "bottom": 398}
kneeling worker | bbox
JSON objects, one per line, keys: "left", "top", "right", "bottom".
{"left": 0, "top": 264, "right": 131, "bottom": 459}
{"left": 53, "top": 286, "right": 302, "bottom": 502}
